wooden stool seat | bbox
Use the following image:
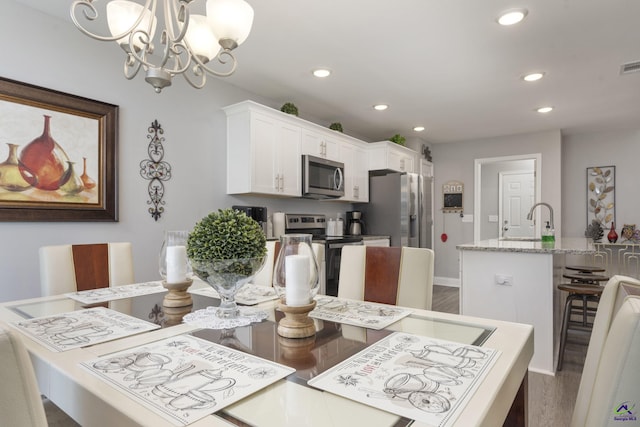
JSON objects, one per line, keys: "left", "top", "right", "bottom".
{"left": 557, "top": 283, "right": 605, "bottom": 296}
{"left": 562, "top": 272, "right": 609, "bottom": 283}
{"left": 565, "top": 265, "right": 606, "bottom": 273}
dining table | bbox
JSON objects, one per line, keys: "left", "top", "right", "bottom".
{"left": 0, "top": 281, "right": 533, "bottom": 427}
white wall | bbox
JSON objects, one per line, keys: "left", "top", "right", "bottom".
{"left": 0, "top": 2, "right": 353, "bottom": 302}
{"left": 431, "top": 130, "right": 562, "bottom": 281}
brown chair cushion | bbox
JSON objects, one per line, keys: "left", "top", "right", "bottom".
{"left": 363, "top": 247, "right": 401, "bottom": 305}
{"left": 72, "top": 244, "right": 110, "bottom": 291}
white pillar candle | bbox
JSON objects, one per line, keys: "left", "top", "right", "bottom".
{"left": 285, "top": 254, "right": 310, "bottom": 306}
{"left": 166, "top": 245, "right": 188, "bottom": 283}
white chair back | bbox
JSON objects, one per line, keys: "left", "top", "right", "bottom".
{"left": 397, "top": 246, "right": 434, "bottom": 310}
{"left": 252, "top": 241, "right": 277, "bottom": 287}
{"left": 571, "top": 275, "right": 640, "bottom": 426}
{"left": 0, "top": 326, "right": 48, "bottom": 427}
{"left": 39, "top": 242, "right": 134, "bottom": 296}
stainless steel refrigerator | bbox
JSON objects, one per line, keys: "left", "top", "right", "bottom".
{"left": 356, "top": 172, "right": 433, "bottom": 248}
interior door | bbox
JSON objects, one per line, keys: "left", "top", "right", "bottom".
{"left": 499, "top": 172, "right": 535, "bottom": 238}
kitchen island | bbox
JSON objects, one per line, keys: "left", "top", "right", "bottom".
{"left": 457, "top": 237, "right": 595, "bottom": 375}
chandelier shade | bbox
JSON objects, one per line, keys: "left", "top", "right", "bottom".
{"left": 71, "top": 0, "right": 254, "bottom": 93}
{"left": 106, "top": 1, "right": 157, "bottom": 51}
{"left": 206, "top": 0, "right": 254, "bottom": 46}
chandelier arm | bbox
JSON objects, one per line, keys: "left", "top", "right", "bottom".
{"left": 180, "top": 61, "right": 207, "bottom": 90}
{"left": 70, "top": 0, "right": 156, "bottom": 44}
{"left": 195, "top": 50, "right": 239, "bottom": 78}
{"left": 123, "top": 53, "right": 143, "bottom": 80}
{"left": 167, "top": 0, "right": 190, "bottom": 45}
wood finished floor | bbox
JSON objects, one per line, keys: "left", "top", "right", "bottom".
{"left": 45, "top": 286, "right": 585, "bottom": 427}
{"left": 432, "top": 284, "right": 585, "bottom": 427}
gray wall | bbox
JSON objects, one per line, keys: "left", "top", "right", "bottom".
{"left": 0, "top": 2, "right": 354, "bottom": 302}
{"left": 431, "top": 130, "right": 562, "bottom": 281}
{"left": 562, "top": 128, "right": 640, "bottom": 236}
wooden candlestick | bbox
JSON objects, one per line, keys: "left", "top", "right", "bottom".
{"left": 163, "top": 304, "right": 193, "bottom": 327}
{"left": 162, "top": 278, "right": 193, "bottom": 308}
{"left": 277, "top": 299, "right": 316, "bottom": 339}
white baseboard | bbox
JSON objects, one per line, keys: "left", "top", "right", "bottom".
{"left": 434, "top": 276, "right": 460, "bottom": 288}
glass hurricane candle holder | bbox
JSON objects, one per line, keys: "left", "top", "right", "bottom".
{"left": 273, "top": 234, "right": 319, "bottom": 306}
{"left": 159, "top": 230, "right": 192, "bottom": 282}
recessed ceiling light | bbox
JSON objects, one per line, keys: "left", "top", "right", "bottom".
{"left": 537, "top": 106, "right": 553, "bottom": 113}
{"left": 312, "top": 68, "right": 331, "bottom": 78}
{"left": 373, "top": 104, "right": 388, "bottom": 111}
{"left": 497, "top": 9, "right": 528, "bottom": 26}
{"left": 413, "top": 126, "right": 425, "bottom": 132}
{"left": 523, "top": 72, "right": 545, "bottom": 82}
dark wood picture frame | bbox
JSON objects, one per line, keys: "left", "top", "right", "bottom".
{"left": 0, "top": 77, "right": 118, "bottom": 221}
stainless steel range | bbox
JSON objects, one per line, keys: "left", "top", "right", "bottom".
{"left": 284, "top": 214, "right": 363, "bottom": 296}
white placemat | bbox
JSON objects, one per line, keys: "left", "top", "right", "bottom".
{"left": 308, "top": 332, "right": 501, "bottom": 427}
{"left": 190, "top": 284, "right": 279, "bottom": 306}
{"left": 81, "top": 334, "right": 295, "bottom": 426}
{"left": 12, "top": 307, "right": 160, "bottom": 352}
{"left": 310, "top": 296, "right": 413, "bottom": 330}
{"left": 65, "top": 281, "right": 166, "bottom": 304}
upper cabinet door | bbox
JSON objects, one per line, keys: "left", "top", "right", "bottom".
{"left": 368, "top": 141, "right": 417, "bottom": 173}
{"left": 301, "top": 128, "right": 340, "bottom": 161}
{"left": 339, "top": 140, "right": 369, "bottom": 202}
{"left": 225, "top": 102, "right": 301, "bottom": 197}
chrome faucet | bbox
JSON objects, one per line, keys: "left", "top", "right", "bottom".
{"left": 527, "top": 202, "right": 554, "bottom": 230}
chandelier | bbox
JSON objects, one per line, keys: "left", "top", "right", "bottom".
{"left": 71, "top": 0, "right": 254, "bottom": 93}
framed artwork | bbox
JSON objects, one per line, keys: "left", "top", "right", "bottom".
{"left": 586, "top": 165, "right": 615, "bottom": 229}
{"left": 0, "top": 77, "right": 118, "bottom": 221}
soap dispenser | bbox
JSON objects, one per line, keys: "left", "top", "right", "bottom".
{"left": 542, "top": 221, "right": 555, "bottom": 243}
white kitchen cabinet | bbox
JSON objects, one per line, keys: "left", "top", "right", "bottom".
{"left": 368, "top": 141, "right": 417, "bottom": 173}
{"left": 301, "top": 128, "right": 340, "bottom": 161}
{"left": 339, "top": 140, "right": 369, "bottom": 202}
{"left": 224, "top": 101, "right": 301, "bottom": 197}
{"left": 459, "top": 249, "right": 557, "bottom": 374}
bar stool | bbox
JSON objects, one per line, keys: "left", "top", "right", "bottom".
{"left": 557, "top": 267, "right": 608, "bottom": 371}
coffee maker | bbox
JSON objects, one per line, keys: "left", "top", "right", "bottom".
{"left": 232, "top": 205, "right": 268, "bottom": 235}
{"left": 346, "top": 211, "right": 364, "bottom": 236}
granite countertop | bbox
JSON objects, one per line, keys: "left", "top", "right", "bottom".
{"left": 360, "top": 235, "right": 390, "bottom": 240}
{"left": 456, "top": 237, "right": 596, "bottom": 254}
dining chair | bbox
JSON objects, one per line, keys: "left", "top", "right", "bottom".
{"left": 338, "top": 246, "right": 435, "bottom": 310}
{"left": 39, "top": 242, "right": 134, "bottom": 296}
{"left": 0, "top": 326, "right": 48, "bottom": 427}
{"left": 571, "top": 275, "right": 640, "bottom": 427}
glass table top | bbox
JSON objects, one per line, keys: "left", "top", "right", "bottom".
{"left": 7, "top": 290, "right": 496, "bottom": 426}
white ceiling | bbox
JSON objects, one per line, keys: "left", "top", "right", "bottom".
{"left": 15, "top": 0, "right": 640, "bottom": 144}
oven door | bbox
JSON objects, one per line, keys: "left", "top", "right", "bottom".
{"left": 302, "top": 155, "right": 344, "bottom": 199}
{"left": 325, "top": 240, "right": 362, "bottom": 296}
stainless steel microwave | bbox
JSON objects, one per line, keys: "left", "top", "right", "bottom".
{"left": 302, "top": 155, "right": 344, "bottom": 199}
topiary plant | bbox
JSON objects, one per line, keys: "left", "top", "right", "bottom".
{"left": 187, "top": 208, "right": 267, "bottom": 261}
{"left": 280, "top": 102, "right": 299, "bottom": 116}
{"left": 329, "top": 122, "right": 343, "bottom": 132}
{"left": 188, "top": 209, "right": 268, "bottom": 310}
{"left": 389, "top": 134, "right": 406, "bottom": 146}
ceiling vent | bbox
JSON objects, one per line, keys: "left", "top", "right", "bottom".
{"left": 620, "top": 61, "right": 640, "bottom": 75}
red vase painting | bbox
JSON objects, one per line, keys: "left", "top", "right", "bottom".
{"left": 18, "top": 115, "right": 70, "bottom": 190}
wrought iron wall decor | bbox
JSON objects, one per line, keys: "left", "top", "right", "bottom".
{"left": 140, "top": 120, "right": 172, "bottom": 221}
